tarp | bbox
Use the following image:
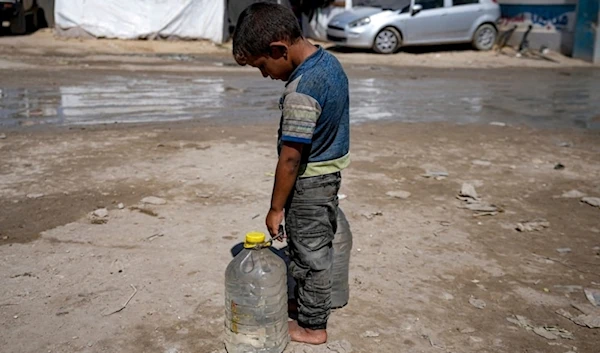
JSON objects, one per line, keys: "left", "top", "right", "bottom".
{"left": 55, "top": 0, "right": 227, "bottom": 43}
{"left": 302, "top": 6, "right": 348, "bottom": 41}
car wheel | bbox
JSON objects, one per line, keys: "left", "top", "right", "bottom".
{"left": 472, "top": 24, "right": 497, "bottom": 51}
{"left": 9, "top": 5, "right": 27, "bottom": 34}
{"left": 373, "top": 27, "right": 401, "bottom": 54}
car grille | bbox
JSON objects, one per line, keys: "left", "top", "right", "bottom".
{"left": 327, "top": 24, "right": 345, "bottom": 31}
{"left": 327, "top": 34, "right": 346, "bottom": 43}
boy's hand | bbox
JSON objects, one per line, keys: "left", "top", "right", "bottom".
{"left": 266, "top": 208, "right": 284, "bottom": 241}
{"left": 267, "top": 141, "right": 303, "bottom": 242}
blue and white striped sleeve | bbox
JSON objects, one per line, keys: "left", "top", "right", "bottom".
{"left": 280, "top": 92, "right": 322, "bottom": 144}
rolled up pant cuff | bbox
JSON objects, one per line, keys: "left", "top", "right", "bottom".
{"left": 298, "top": 320, "right": 327, "bottom": 330}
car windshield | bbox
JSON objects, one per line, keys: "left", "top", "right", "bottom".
{"left": 353, "top": 0, "right": 411, "bottom": 11}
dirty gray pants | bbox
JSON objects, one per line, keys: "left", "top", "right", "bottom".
{"left": 285, "top": 172, "right": 341, "bottom": 330}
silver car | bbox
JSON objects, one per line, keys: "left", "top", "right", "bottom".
{"left": 326, "top": 0, "right": 500, "bottom": 53}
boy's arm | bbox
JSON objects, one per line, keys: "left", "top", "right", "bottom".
{"left": 266, "top": 141, "right": 304, "bottom": 239}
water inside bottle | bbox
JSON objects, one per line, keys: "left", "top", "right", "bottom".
{"left": 224, "top": 233, "right": 289, "bottom": 353}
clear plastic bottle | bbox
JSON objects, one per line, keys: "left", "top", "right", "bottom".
{"left": 284, "top": 208, "right": 353, "bottom": 309}
{"left": 224, "top": 232, "right": 289, "bottom": 353}
{"left": 331, "top": 207, "right": 353, "bottom": 308}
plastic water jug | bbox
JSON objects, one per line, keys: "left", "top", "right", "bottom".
{"left": 224, "top": 232, "right": 289, "bottom": 353}
{"left": 284, "top": 207, "right": 353, "bottom": 309}
{"left": 331, "top": 207, "right": 352, "bottom": 308}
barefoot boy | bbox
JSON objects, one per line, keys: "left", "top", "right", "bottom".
{"left": 232, "top": 3, "right": 350, "bottom": 344}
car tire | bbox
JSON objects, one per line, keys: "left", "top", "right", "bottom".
{"left": 373, "top": 27, "right": 401, "bottom": 54}
{"left": 472, "top": 24, "right": 497, "bottom": 51}
{"left": 9, "top": 5, "right": 27, "bottom": 34}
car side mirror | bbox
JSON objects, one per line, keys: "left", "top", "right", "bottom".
{"left": 412, "top": 4, "right": 423, "bottom": 16}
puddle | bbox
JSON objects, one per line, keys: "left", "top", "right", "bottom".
{"left": 1, "top": 70, "right": 599, "bottom": 129}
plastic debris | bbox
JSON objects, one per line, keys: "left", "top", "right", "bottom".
{"left": 554, "top": 163, "right": 565, "bottom": 170}
{"left": 556, "top": 248, "right": 572, "bottom": 254}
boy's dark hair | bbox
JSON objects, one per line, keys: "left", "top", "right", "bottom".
{"left": 232, "top": 2, "right": 303, "bottom": 65}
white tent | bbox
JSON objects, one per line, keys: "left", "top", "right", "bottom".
{"left": 55, "top": 0, "right": 227, "bottom": 44}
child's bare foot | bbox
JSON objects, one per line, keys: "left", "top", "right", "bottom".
{"left": 288, "top": 320, "right": 327, "bottom": 344}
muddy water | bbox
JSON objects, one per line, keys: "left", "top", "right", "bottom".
{"left": 1, "top": 68, "right": 599, "bottom": 129}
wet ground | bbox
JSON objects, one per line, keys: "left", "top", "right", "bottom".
{"left": 1, "top": 49, "right": 600, "bottom": 353}
{"left": 1, "top": 67, "right": 599, "bottom": 129}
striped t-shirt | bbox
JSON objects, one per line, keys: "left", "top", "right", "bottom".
{"left": 278, "top": 46, "right": 350, "bottom": 178}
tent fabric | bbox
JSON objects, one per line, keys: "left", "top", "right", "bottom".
{"left": 55, "top": 0, "right": 227, "bottom": 43}
{"left": 302, "top": 6, "right": 348, "bottom": 41}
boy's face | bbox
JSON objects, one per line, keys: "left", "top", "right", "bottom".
{"left": 246, "top": 44, "right": 293, "bottom": 81}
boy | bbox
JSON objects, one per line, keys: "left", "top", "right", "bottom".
{"left": 232, "top": 3, "right": 350, "bottom": 345}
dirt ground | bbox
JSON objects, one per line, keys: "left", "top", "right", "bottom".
{"left": 1, "top": 31, "right": 600, "bottom": 353}
{"left": 0, "top": 29, "right": 596, "bottom": 71}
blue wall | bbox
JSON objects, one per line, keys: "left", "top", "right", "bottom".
{"left": 572, "top": 0, "right": 600, "bottom": 63}
{"left": 499, "top": 4, "right": 576, "bottom": 31}
{"left": 497, "top": 2, "right": 578, "bottom": 54}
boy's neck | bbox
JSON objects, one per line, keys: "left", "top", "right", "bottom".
{"left": 289, "top": 39, "right": 318, "bottom": 70}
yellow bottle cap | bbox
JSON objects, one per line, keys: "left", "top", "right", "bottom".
{"left": 244, "top": 231, "right": 268, "bottom": 248}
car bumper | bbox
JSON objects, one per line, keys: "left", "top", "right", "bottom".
{"left": 326, "top": 26, "right": 375, "bottom": 49}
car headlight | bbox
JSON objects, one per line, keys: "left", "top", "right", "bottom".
{"left": 349, "top": 17, "right": 371, "bottom": 28}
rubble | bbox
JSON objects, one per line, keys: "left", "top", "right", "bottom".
{"left": 556, "top": 303, "right": 600, "bottom": 328}
{"left": 516, "top": 219, "right": 550, "bottom": 232}
{"left": 507, "top": 315, "right": 574, "bottom": 340}
{"left": 457, "top": 183, "right": 501, "bottom": 216}
{"left": 361, "top": 211, "right": 383, "bottom": 220}
{"left": 26, "top": 193, "right": 44, "bottom": 199}
{"left": 581, "top": 197, "right": 600, "bottom": 208}
{"left": 469, "top": 297, "right": 486, "bottom": 309}
{"left": 560, "top": 190, "right": 586, "bottom": 198}
{"left": 89, "top": 208, "right": 109, "bottom": 224}
{"left": 584, "top": 288, "right": 600, "bottom": 307}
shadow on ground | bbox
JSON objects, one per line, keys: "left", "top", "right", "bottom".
{"left": 327, "top": 43, "right": 476, "bottom": 55}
